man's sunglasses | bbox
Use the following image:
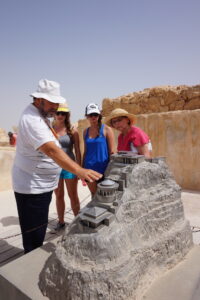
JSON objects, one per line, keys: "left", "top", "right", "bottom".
{"left": 88, "top": 113, "right": 99, "bottom": 117}
{"left": 56, "top": 112, "right": 67, "bottom": 116}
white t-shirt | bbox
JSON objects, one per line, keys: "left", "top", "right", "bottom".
{"left": 12, "top": 104, "right": 61, "bottom": 194}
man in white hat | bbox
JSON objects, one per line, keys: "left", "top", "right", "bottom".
{"left": 12, "top": 79, "right": 102, "bottom": 254}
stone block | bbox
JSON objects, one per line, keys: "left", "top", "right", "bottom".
{"left": 184, "top": 97, "right": 200, "bottom": 110}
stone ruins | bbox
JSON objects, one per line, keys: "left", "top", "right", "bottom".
{"left": 102, "top": 84, "right": 200, "bottom": 115}
{"left": 0, "top": 128, "right": 9, "bottom": 146}
{"left": 39, "top": 152, "right": 193, "bottom": 300}
{"left": 77, "top": 84, "right": 200, "bottom": 191}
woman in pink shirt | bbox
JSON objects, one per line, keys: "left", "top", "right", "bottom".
{"left": 105, "top": 108, "right": 152, "bottom": 158}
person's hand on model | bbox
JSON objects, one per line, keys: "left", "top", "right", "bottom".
{"left": 76, "top": 167, "right": 102, "bottom": 182}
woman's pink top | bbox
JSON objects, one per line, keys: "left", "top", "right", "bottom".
{"left": 117, "top": 126, "right": 150, "bottom": 152}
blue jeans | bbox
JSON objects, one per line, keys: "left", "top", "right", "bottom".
{"left": 15, "top": 191, "right": 52, "bottom": 254}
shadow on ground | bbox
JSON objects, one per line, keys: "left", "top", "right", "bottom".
{"left": 0, "top": 216, "right": 19, "bottom": 227}
{"left": 0, "top": 238, "right": 23, "bottom": 267}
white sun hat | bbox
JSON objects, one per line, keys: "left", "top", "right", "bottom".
{"left": 30, "top": 79, "right": 66, "bottom": 104}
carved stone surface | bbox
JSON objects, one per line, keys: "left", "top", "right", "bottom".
{"left": 39, "top": 154, "right": 193, "bottom": 300}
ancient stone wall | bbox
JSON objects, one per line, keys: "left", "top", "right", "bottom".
{"left": 136, "top": 109, "right": 200, "bottom": 190}
{"left": 102, "top": 84, "right": 200, "bottom": 115}
{"left": 77, "top": 84, "right": 200, "bottom": 191}
{"left": 0, "top": 148, "right": 15, "bottom": 191}
{"left": 0, "top": 128, "right": 15, "bottom": 191}
{"left": 0, "top": 128, "right": 9, "bottom": 146}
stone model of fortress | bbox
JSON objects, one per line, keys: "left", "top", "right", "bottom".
{"left": 39, "top": 152, "right": 193, "bottom": 300}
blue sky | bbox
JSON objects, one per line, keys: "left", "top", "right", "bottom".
{"left": 1, "top": 0, "right": 200, "bottom": 131}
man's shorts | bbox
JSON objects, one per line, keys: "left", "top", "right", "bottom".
{"left": 60, "top": 169, "right": 76, "bottom": 179}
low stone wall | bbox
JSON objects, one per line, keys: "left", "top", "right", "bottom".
{"left": 77, "top": 109, "right": 200, "bottom": 191}
{"left": 0, "top": 148, "right": 15, "bottom": 191}
{"left": 0, "top": 129, "right": 9, "bottom": 146}
{"left": 136, "top": 109, "right": 200, "bottom": 190}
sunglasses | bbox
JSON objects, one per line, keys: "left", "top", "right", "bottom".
{"left": 111, "top": 116, "right": 126, "bottom": 125}
{"left": 56, "top": 112, "right": 67, "bottom": 116}
{"left": 88, "top": 113, "right": 99, "bottom": 117}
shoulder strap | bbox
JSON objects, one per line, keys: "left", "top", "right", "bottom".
{"left": 100, "top": 124, "right": 104, "bottom": 135}
{"left": 84, "top": 127, "right": 89, "bottom": 139}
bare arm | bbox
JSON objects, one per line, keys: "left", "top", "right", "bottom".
{"left": 105, "top": 125, "right": 115, "bottom": 155}
{"left": 73, "top": 129, "right": 81, "bottom": 166}
{"left": 137, "top": 144, "right": 151, "bottom": 158}
{"left": 39, "top": 141, "right": 102, "bottom": 182}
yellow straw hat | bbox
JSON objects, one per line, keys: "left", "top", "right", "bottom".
{"left": 105, "top": 108, "right": 136, "bottom": 127}
{"left": 57, "top": 103, "right": 70, "bottom": 112}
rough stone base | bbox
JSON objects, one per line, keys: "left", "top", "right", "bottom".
{"left": 39, "top": 159, "right": 193, "bottom": 299}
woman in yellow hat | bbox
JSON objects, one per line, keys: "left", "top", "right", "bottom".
{"left": 105, "top": 108, "right": 152, "bottom": 158}
{"left": 52, "top": 103, "right": 81, "bottom": 231}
